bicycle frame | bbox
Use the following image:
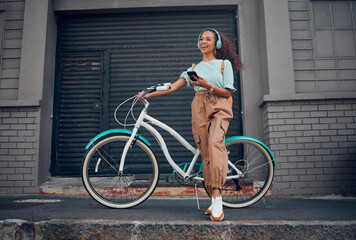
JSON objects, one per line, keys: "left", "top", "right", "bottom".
{"left": 119, "top": 99, "right": 242, "bottom": 181}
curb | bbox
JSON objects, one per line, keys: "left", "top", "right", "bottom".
{"left": 1, "top": 219, "right": 356, "bottom": 240}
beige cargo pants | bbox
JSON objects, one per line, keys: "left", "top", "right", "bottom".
{"left": 191, "top": 90, "right": 233, "bottom": 196}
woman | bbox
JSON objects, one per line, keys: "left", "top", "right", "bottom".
{"left": 138, "top": 28, "right": 243, "bottom": 221}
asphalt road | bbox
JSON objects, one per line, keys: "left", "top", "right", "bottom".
{"left": 1, "top": 195, "right": 356, "bottom": 222}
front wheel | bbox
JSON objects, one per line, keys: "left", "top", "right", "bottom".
{"left": 82, "top": 135, "right": 159, "bottom": 208}
{"left": 205, "top": 139, "right": 274, "bottom": 208}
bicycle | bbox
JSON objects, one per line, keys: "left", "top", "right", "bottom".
{"left": 82, "top": 83, "right": 276, "bottom": 209}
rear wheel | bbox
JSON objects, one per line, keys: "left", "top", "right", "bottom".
{"left": 205, "top": 139, "right": 274, "bottom": 208}
{"left": 82, "top": 135, "right": 159, "bottom": 208}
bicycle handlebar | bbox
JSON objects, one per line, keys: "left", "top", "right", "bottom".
{"left": 115, "top": 83, "right": 172, "bottom": 127}
{"left": 139, "top": 83, "right": 171, "bottom": 100}
{"left": 156, "top": 84, "right": 171, "bottom": 91}
{"left": 146, "top": 83, "right": 171, "bottom": 92}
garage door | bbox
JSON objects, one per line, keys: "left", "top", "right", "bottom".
{"left": 52, "top": 9, "right": 242, "bottom": 176}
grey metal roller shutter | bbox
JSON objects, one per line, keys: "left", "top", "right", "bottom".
{"left": 52, "top": 52, "right": 104, "bottom": 175}
{"left": 52, "top": 9, "right": 241, "bottom": 176}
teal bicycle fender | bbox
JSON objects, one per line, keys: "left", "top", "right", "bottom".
{"left": 85, "top": 129, "right": 151, "bottom": 149}
{"left": 225, "top": 136, "right": 276, "bottom": 167}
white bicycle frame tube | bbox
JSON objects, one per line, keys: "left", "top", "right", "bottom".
{"left": 119, "top": 100, "right": 242, "bottom": 180}
{"left": 142, "top": 116, "right": 199, "bottom": 179}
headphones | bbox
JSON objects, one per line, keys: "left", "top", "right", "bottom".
{"left": 197, "top": 28, "right": 222, "bottom": 50}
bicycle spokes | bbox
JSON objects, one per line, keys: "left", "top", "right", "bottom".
{"left": 221, "top": 139, "right": 274, "bottom": 208}
{"left": 82, "top": 135, "right": 159, "bottom": 208}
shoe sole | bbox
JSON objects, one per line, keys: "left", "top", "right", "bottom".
{"left": 210, "top": 211, "right": 224, "bottom": 221}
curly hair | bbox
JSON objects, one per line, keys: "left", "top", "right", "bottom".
{"left": 205, "top": 30, "right": 244, "bottom": 70}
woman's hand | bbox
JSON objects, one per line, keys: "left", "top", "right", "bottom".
{"left": 189, "top": 75, "right": 211, "bottom": 89}
{"left": 190, "top": 75, "right": 232, "bottom": 98}
{"left": 136, "top": 77, "right": 187, "bottom": 101}
{"left": 136, "top": 91, "right": 145, "bottom": 102}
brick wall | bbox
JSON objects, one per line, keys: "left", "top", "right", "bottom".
{"left": 0, "top": 107, "right": 40, "bottom": 194}
{"left": 263, "top": 99, "right": 356, "bottom": 196}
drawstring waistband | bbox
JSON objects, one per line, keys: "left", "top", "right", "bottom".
{"left": 195, "top": 90, "right": 218, "bottom": 105}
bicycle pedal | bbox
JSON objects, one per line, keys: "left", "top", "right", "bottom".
{"left": 166, "top": 176, "right": 175, "bottom": 184}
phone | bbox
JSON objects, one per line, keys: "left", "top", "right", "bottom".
{"left": 187, "top": 71, "right": 199, "bottom": 81}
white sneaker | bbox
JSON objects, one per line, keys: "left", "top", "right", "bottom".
{"left": 210, "top": 196, "right": 224, "bottom": 221}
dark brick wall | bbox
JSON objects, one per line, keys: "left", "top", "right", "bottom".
{"left": 263, "top": 99, "right": 356, "bottom": 196}
{"left": 0, "top": 107, "right": 40, "bottom": 194}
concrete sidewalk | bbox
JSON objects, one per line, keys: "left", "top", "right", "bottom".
{"left": 1, "top": 194, "right": 356, "bottom": 239}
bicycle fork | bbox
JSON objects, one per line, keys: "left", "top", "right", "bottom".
{"left": 118, "top": 107, "right": 148, "bottom": 175}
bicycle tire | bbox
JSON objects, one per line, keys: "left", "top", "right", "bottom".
{"left": 204, "top": 139, "right": 274, "bottom": 208}
{"left": 82, "top": 135, "right": 159, "bottom": 209}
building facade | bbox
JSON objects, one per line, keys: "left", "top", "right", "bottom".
{"left": 0, "top": 0, "right": 355, "bottom": 196}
